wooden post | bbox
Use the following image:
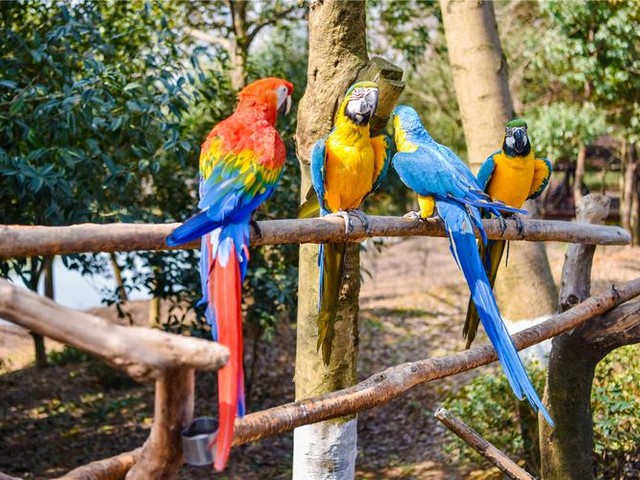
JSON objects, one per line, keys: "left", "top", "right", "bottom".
{"left": 126, "top": 368, "right": 194, "bottom": 479}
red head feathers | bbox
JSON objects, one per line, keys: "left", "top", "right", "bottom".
{"left": 236, "top": 77, "right": 293, "bottom": 125}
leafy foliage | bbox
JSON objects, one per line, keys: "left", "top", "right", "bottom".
{"left": 0, "top": 1, "right": 304, "bottom": 342}
{"left": 528, "top": 102, "right": 607, "bottom": 164}
{"left": 443, "top": 346, "right": 640, "bottom": 479}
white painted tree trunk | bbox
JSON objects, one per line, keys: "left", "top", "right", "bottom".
{"left": 293, "top": 419, "right": 358, "bottom": 480}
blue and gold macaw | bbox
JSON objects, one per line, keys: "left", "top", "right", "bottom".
{"left": 391, "top": 105, "right": 553, "bottom": 425}
{"left": 463, "top": 119, "right": 553, "bottom": 348}
{"left": 300, "top": 81, "right": 391, "bottom": 365}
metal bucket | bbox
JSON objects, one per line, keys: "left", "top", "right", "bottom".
{"left": 181, "top": 416, "right": 218, "bottom": 466}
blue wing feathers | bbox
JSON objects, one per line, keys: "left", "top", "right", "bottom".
{"left": 477, "top": 154, "right": 497, "bottom": 190}
{"left": 310, "top": 139, "right": 328, "bottom": 214}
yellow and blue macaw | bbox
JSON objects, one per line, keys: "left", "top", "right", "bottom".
{"left": 301, "top": 81, "right": 391, "bottom": 364}
{"left": 463, "top": 119, "right": 553, "bottom": 348}
{"left": 391, "top": 105, "right": 553, "bottom": 425}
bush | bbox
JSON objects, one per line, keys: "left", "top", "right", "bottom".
{"left": 442, "top": 345, "right": 640, "bottom": 479}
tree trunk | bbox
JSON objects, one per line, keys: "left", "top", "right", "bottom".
{"left": 439, "top": 0, "right": 513, "bottom": 170}
{"left": 293, "top": 2, "right": 403, "bottom": 478}
{"left": 621, "top": 142, "right": 640, "bottom": 245}
{"left": 573, "top": 144, "right": 587, "bottom": 208}
{"left": 228, "top": 0, "right": 248, "bottom": 90}
{"left": 540, "top": 194, "right": 610, "bottom": 480}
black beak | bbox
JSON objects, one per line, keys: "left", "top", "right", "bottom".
{"left": 277, "top": 96, "right": 292, "bottom": 116}
{"left": 514, "top": 129, "right": 526, "bottom": 154}
{"left": 361, "top": 90, "right": 379, "bottom": 116}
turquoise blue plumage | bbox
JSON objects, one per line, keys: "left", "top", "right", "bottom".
{"left": 391, "top": 105, "right": 553, "bottom": 425}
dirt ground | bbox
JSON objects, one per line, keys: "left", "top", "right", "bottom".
{"left": 1, "top": 237, "right": 638, "bottom": 479}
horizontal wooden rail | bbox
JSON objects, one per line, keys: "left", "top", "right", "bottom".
{"left": 0, "top": 215, "right": 630, "bottom": 259}
{"left": 231, "top": 276, "right": 640, "bottom": 445}
{"left": 0, "top": 279, "right": 229, "bottom": 382}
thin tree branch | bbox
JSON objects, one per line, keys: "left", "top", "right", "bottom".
{"left": 0, "top": 215, "right": 630, "bottom": 260}
{"left": 231, "top": 277, "right": 640, "bottom": 446}
{"left": 434, "top": 408, "right": 535, "bottom": 480}
{"left": 183, "top": 26, "right": 231, "bottom": 50}
{"left": 0, "top": 279, "right": 228, "bottom": 382}
{"left": 246, "top": 6, "right": 300, "bottom": 45}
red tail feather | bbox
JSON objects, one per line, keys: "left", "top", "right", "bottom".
{"left": 209, "top": 246, "right": 244, "bottom": 472}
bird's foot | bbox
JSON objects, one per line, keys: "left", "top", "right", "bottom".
{"left": 514, "top": 216, "right": 525, "bottom": 237}
{"left": 250, "top": 219, "right": 262, "bottom": 239}
{"left": 326, "top": 210, "right": 354, "bottom": 235}
{"left": 497, "top": 216, "right": 508, "bottom": 236}
{"left": 347, "top": 208, "right": 371, "bottom": 234}
{"left": 403, "top": 210, "right": 423, "bottom": 221}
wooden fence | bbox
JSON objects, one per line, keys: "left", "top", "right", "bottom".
{"left": 0, "top": 197, "right": 636, "bottom": 479}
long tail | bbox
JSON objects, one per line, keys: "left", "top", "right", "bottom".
{"left": 438, "top": 201, "right": 553, "bottom": 425}
{"left": 202, "top": 227, "right": 248, "bottom": 471}
{"left": 317, "top": 242, "right": 346, "bottom": 365}
{"left": 463, "top": 239, "right": 506, "bottom": 348}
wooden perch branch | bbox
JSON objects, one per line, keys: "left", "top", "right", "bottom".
{"left": 434, "top": 408, "right": 534, "bottom": 480}
{"left": 0, "top": 279, "right": 228, "bottom": 382}
{"left": 53, "top": 449, "right": 141, "bottom": 480}
{"left": 231, "top": 277, "right": 640, "bottom": 446}
{"left": 0, "top": 215, "right": 630, "bottom": 260}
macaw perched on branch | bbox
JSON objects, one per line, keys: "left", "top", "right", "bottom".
{"left": 166, "top": 77, "right": 293, "bottom": 471}
{"left": 391, "top": 105, "right": 553, "bottom": 425}
{"left": 463, "top": 119, "right": 553, "bottom": 348}
{"left": 300, "top": 81, "right": 391, "bottom": 365}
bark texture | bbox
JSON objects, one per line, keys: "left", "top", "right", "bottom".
{"left": 0, "top": 216, "right": 630, "bottom": 260}
{"left": 540, "top": 194, "right": 640, "bottom": 479}
{"left": 440, "top": 0, "right": 512, "bottom": 170}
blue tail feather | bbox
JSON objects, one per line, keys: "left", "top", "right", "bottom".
{"left": 166, "top": 211, "right": 222, "bottom": 247}
{"left": 439, "top": 201, "right": 554, "bottom": 426}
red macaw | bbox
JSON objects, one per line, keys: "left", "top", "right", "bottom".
{"left": 166, "top": 77, "right": 293, "bottom": 470}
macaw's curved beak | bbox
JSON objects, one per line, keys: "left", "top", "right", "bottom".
{"left": 361, "top": 89, "right": 379, "bottom": 117}
{"left": 513, "top": 128, "right": 526, "bottom": 154}
{"left": 278, "top": 95, "right": 292, "bottom": 116}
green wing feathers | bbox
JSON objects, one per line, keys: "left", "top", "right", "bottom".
{"left": 317, "top": 242, "right": 346, "bottom": 365}
{"left": 298, "top": 186, "right": 321, "bottom": 219}
{"left": 463, "top": 239, "right": 507, "bottom": 348}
